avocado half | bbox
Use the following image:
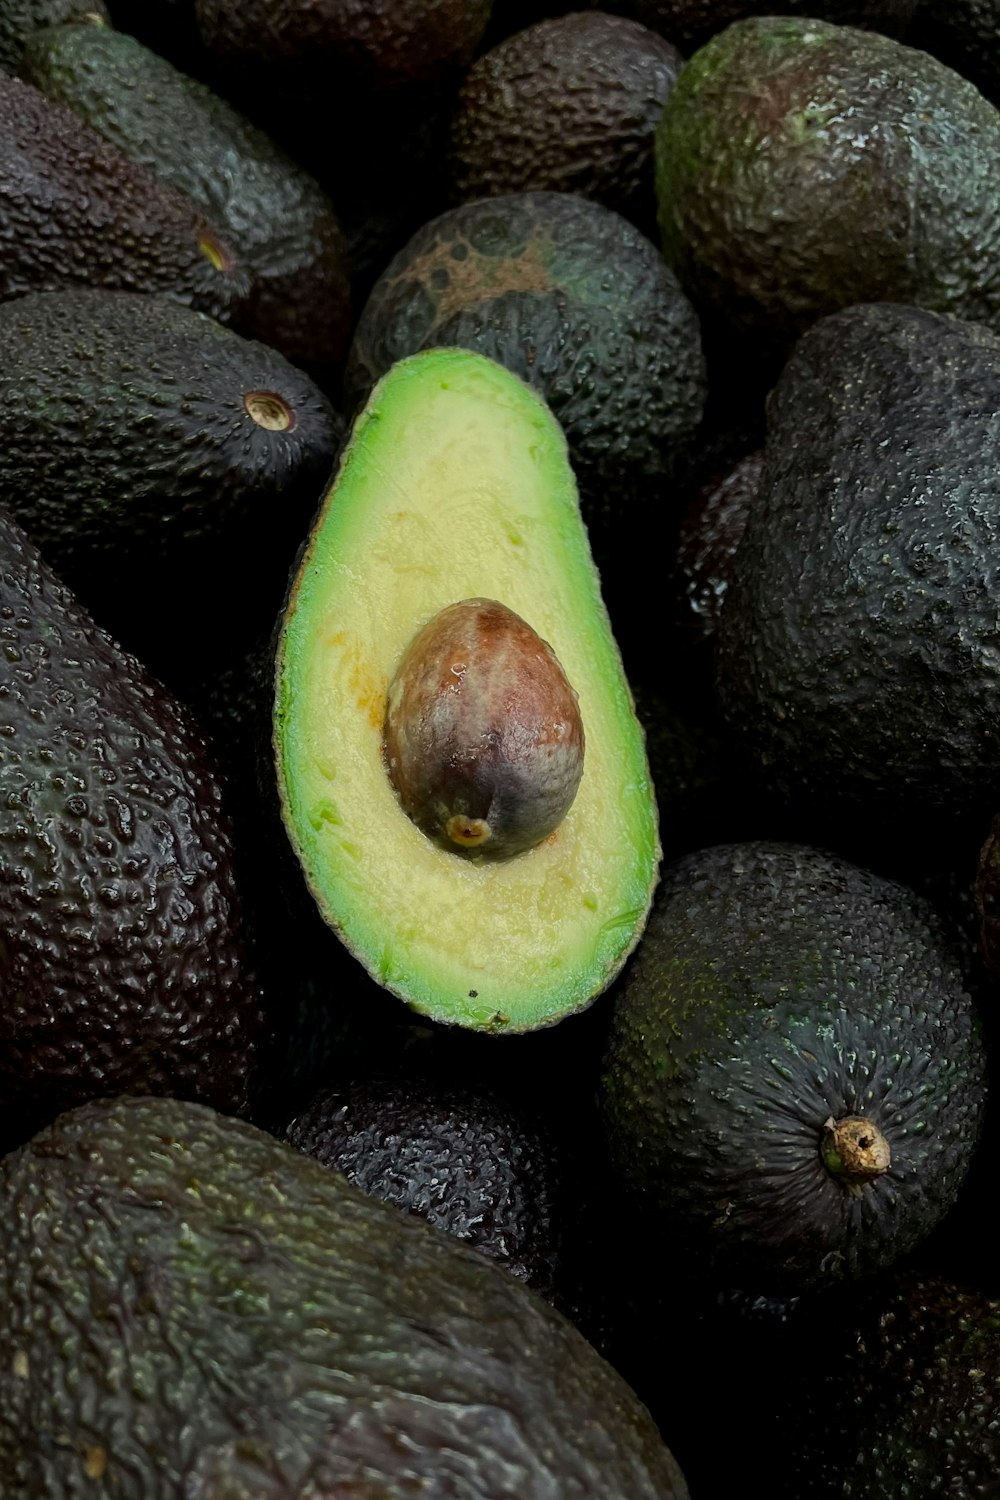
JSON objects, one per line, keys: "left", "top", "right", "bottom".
{"left": 274, "top": 348, "right": 659, "bottom": 1033}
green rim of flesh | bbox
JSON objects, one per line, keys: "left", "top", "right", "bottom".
{"left": 274, "top": 348, "right": 660, "bottom": 1032}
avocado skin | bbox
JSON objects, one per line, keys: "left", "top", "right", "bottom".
{"left": 599, "top": 842, "right": 987, "bottom": 1296}
{"left": 0, "top": 0, "right": 109, "bottom": 73}
{"left": 22, "top": 22, "right": 352, "bottom": 374}
{"left": 446, "top": 13, "right": 682, "bottom": 237}
{"left": 655, "top": 17, "right": 1000, "bottom": 348}
{"left": 0, "top": 508, "right": 265, "bottom": 1144}
{"left": 346, "top": 191, "right": 706, "bottom": 661}
{"left": 910, "top": 0, "right": 1000, "bottom": 106}
{"left": 0, "top": 72, "right": 248, "bottom": 320}
{"left": 0, "top": 1093, "right": 690, "bottom": 1499}
{"left": 715, "top": 302, "right": 1000, "bottom": 834}
{"left": 0, "top": 289, "right": 341, "bottom": 690}
{"left": 629, "top": 0, "right": 916, "bottom": 51}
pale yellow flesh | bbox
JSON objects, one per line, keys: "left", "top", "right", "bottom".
{"left": 275, "top": 349, "right": 659, "bottom": 1032}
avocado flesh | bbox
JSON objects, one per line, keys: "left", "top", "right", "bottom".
{"left": 275, "top": 348, "right": 659, "bottom": 1033}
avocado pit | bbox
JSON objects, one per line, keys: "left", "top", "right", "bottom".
{"left": 382, "top": 597, "right": 584, "bottom": 861}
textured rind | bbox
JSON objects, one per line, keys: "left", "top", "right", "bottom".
{"left": 783, "top": 1273, "right": 1000, "bottom": 1498}
{"left": 715, "top": 301, "right": 1000, "bottom": 824}
{"left": 446, "top": 13, "right": 681, "bottom": 232}
{"left": 910, "top": 0, "right": 1000, "bottom": 105}
{"left": 0, "top": 72, "right": 248, "bottom": 321}
{"left": 0, "top": 289, "right": 341, "bottom": 673}
{"left": 0, "top": 1094, "right": 689, "bottom": 1500}
{"left": 22, "top": 23, "right": 351, "bottom": 369}
{"left": 0, "top": 508, "right": 264, "bottom": 1127}
{"left": 600, "top": 842, "right": 987, "bottom": 1295}
{"left": 0, "top": 0, "right": 109, "bottom": 73}
{"left": 655, "top": 16, "right": 1000, "bottom": 342}
{"left": 346, "top": 191, "right": 707, "bottom": 529}
{"left": 283, "top": 1074, "right": 571, "bottom": 1299}
{"left": 194, "top": 0, "right": 493, "bottom": 90}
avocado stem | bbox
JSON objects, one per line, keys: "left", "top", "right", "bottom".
{"left": 820, "top": 1115, "right": 890, "bottom": 1188}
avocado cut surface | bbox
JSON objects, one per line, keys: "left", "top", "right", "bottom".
{"left": 275, "top": 348, "right": 659, "bottom": 1033}
{"left": 0, "top": 1093, "right": 690, "bottom": 1499}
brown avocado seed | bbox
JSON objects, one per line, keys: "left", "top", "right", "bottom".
{"left": 382, "top": 598, "right": 585, "bottom": 861}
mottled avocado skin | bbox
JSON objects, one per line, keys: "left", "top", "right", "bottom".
{"left": 655, "top": 17, "right": 1000, "bottom": 346}
{"left": 715, "top": 301, "right": 1000, "bottom": 830}
{"left": 0, "top": 0, "right": 109, "bottom": 73}
{"left": 599, "top": 842, "right": 986, "bottom": 1295}
{"left": 22, "top": 22, "right": 352, "bottom": 373}
{"left": 0, "top": 72, "right": 248, "bottom": 321}
{"left": 0, "top": 289, "right": 341, "bottom": 685}
{"left": 0, "top": 509, "right": 264, "bottom": 1141}
{"left": 0, "top": 1094, "right": 689, "bottom": 1499}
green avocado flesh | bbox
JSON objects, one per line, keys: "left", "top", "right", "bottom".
{"left": 275, "top": 348, "right": 659, "bottom": 1032}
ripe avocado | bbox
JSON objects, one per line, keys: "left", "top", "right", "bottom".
{"left": 274, "top": 347, "right": 660, "bottom": 1034}
{"left": 22, "top": 20, "right": 352, "bottom": 375}
{"left": 715, "top": 301, "right": 1000, "bottom": 838}
{"left": 0, "top": 0, "right": 109, "bottom": 73}
{"left": 445, "top": 13, "right": 682, "bottom": 236}
{"left": 655, "top": 16, "right": 1000, "bottom": 350}
{"left": 599, "top": 842, "right": 987, "bottom": 1296}
{"left": 0, "top": 289, "right": 341, "bottom": 693}
{"left": 0, "top": 505, "right": 264, "bottom": 1145}
{"left": 0, "top": 1093, "right": 690, "bottom": 1498}
{"left": 0, "top": 72, "right": 248, "bottom": 320}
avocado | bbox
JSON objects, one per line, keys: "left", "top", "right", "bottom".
{"left": 345, "top": 189, "right": 707, "bottom": 661}
{"left": 444, "top": 13, "right": 682, "bottom": 237}
{"left": 0, "top": 1092, "right": 690, "bottom": 1498}
{"left": 0, "top": 504, "right": 265, "bottom": 1148}
{"left": 625, "top": 0, "right": 917, "bottom": 52}
{"left": 654, "top": 16, "right": 1000, "bottom": 354}
{"left": 909, "top": 0, "right": 1000, "bottom": 106}
{"left": 715, "top": 301, "right": 1000, "bottom": 844}
{"left": 599, "top": 841, "right": 987, "bottom": 1296}
{"left": 0, "top": 0, "right": 108, "bottom": 73}
{"left": 21, "top": 20, "right": 352, "bottom": 375}
{"left": 0, "top": 289, "right": 341, "bottom": 694}
{"left": 274, "top": 346, "right": 659, "bottom": 1034}
{"left": 0, "top": 72, "right": 249, "bottom": 320}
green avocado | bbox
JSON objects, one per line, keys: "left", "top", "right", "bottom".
{"left": 655, "top": 16, "right": 1000, "bottom": 348}
{"left": 0, "top": 71, "right": 249, "bottom": 320}
{"left": 274, "top": 346, "right": 660, "bottom": 1034}
{"left": 0, "top": 0, "right": 108, "bottom": 73}
{"left": 0, "top": 505, "right": 264, "bottom": 1148}
{"left": 0, "top": 1093, "right": 690, "bottom": 1498}
{"left": 21, "top": 20, "right": 352, "bottom": 374}
{"left": 599, "top": 841, "right": 987, "bottom": 1296}
{"left": 0, "top": 289, "right": 341, "bottom": 692}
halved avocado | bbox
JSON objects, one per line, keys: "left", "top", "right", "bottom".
{"left": 274, "top": 347, "right": 659, "bottom": 1033}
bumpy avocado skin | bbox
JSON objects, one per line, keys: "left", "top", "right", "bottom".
{"left": 0, "top": 73, "right": 248, "bottom": 320}
{"left": 22, "top": 22, "right": 352, "bottom": 373}
{"left": 0, "top": 509, "right": 264, "bottom": 1143}
{"left": 0, "top": 0, "right": 109, "bottom": 73}
{"left": 655, "top": 17, "right": 1000, "bottom": 346}
{"left": 0, "top": 289, "right": 341, "bottom": 688}
{"left": 599, "top": 842, "right": 987, "bottom": 1296}
{"left": 0, "top": 1094, "right": 689, "bottom": 1499}
{"left": 715, "top": 302, "right": 1000, "bottom": 833}
{"left": 446, "top": 13, "right": 682, "bottom": 235}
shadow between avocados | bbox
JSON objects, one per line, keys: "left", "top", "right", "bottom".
{"left": 273, "top": 348, "right": 660, "bottom": 1034}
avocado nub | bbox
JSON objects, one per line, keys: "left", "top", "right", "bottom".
{"left": 274, "top": 348, "right": 660, "bottom": 1033}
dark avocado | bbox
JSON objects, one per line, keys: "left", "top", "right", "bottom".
{"left": 281, "top": 1071, "right": 575, "bottom": 1302}
{"left": 22, "top": 21, "right": 352, "bottom": 376}
{"left": 0, "top": 71, "right": 248, "bottom": 320}
{"left": 0, "top": 0, "right": 108, "bottom": 73}
{"left": 0, "top": 1093, "right": 690, "bottom": 1499}
{"left": 599, "top": 841, "right": 987, "bottom": 1297}
{"left": 345, "top": 190, "right": 706, "bottom": 661}
{"left": 655, "top": 16, "right": 1000, "bottom": 354}
{"left": 445, "top": 13, "right": 682, "bottom": 236}
{"left": 715, "top": 301, "right": 1000, "bottom": 841}
{"left": 671, "top": 444, "right": 762, "bottom": 648}
{"left": 0, "top": 506, "right": 265, "bottom": 1148}
{"left": 0, "top": 289, "right": 341, "bottom": 691}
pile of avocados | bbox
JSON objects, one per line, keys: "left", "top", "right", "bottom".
{"left": 4, "top": 1, "right": 1000, "bottom": 1495}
